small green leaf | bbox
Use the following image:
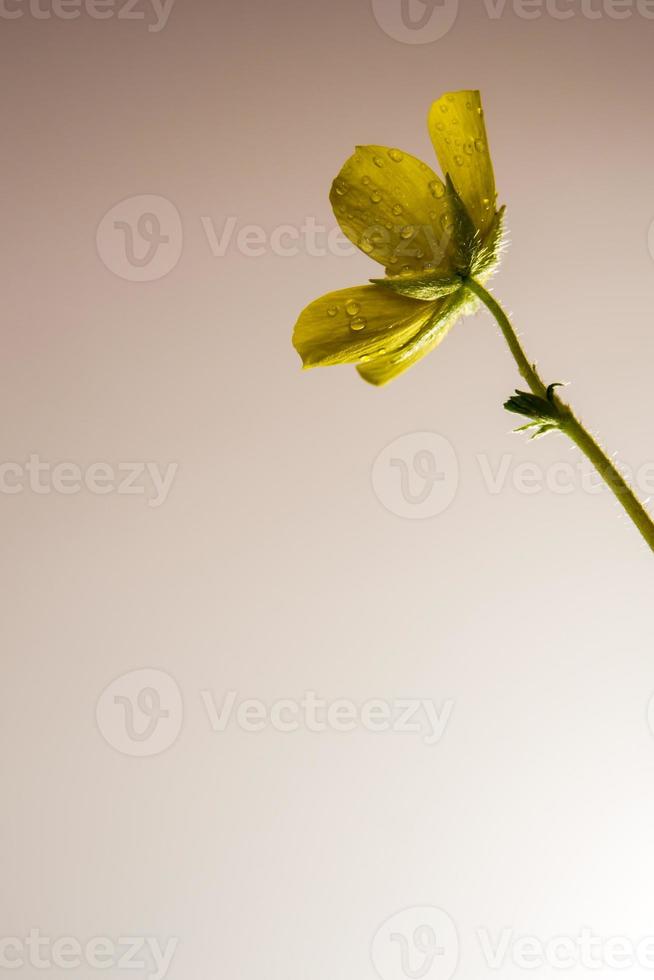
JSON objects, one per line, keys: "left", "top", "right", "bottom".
{"left": 445, "top": 174, "right": 480, "bottom": 275}
{"left": 471, "top": 206, "right": 506, "bottom": 278}
{"left": 504, "top": 387, "right": 566, "bottom": 438}
{"left": 370, "top": 273, "right": 462, "bottom": 301}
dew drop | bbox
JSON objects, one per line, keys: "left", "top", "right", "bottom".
{"left": 327, "top": 306, "right": 339, "bottom": 317}
{"left": 454, "top": 155, "right": 465, "bottom": 166}
{"left": 350, "top": 316, "right": 367, "bottom": 331}
{"left": 392, "top": 203, "right": 403, "bottom": 216}
{"left": 362, "top": 175, "right": 371, "bottom": 185}
{"left": 360, "top": 240, "right": 374, "bottom": 254}
{"left": 345, "top": 300, "right": 360, "bottom": 316}
{"left": 373, "top": 156, "right": 384, "bottom": 168}
{"left": 333, "top": 179, "right": 348, "bottom": 196}
{"left": 435, "top": 121, "right": 445, "bottom": 132}
{"left": 475, "top": 138, "right": 485, "bottom": 152}
{"left": 440, "top": 104, "right": 448, "bottom": 114}
{"left": 423, "top": 262, "right": 436, "bottom": 272}
{"left": 370, "top": 191, "right": 382, "bottom": 204}
{"left": 399, "top": 226, "right": 414, "bottom": 240}
{"left": 388, "top": 148, "right": 404, "bottom": 162}
{"left": 429, "top": 180, "right": 445, "bottom": 199}
{"left": 464, "top": 142, "right": 474, "bottom": 156}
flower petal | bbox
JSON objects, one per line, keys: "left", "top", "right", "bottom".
{"left": 329, "top": 146, "right": 456, "bottom": 277}
{"left": 293, "top": 285, "right": 438, "bottom": 368}
{"left": 356, "top": 290, "right": 468, "bottom": 386}
{"left": 428, "top": 91, "right": 496, "bottom": 238}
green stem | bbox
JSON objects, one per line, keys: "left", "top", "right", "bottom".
{"left": 465, "top": 276, "right": 654, "bottom": 553}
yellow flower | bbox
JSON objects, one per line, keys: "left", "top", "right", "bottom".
{"left": 292, "top": 90, "right": 505, "bottom": 385}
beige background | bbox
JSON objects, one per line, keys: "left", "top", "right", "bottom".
{"left": 2, "top": 0, "right": 654, "bottom": 978}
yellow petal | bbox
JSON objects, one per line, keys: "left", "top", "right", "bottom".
{"left": 329, "top": 146, "right": 456, "bottom": 277}
{"left": 293, "top": 285, "right": 439, "bottom": 369}
{"left": 428, "top": 91, "right": 496, "bottom": 238}
{"left": 357, "top": 291, "right": 468, "bottom": 386}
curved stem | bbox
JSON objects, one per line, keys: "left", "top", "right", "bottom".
{"left": 465, "top": 276, "right": 654, "bottom": 553}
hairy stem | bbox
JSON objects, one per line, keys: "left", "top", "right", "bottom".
{"left": 465, "top": 277, "right": 654, "bottom": 552}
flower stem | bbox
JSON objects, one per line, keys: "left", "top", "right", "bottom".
{"left": 465, "top": 276, "right": 654, "bottom": 552}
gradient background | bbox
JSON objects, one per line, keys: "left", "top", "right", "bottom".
{"left": 2, "top": 1, "right": 654, "bottom": 978}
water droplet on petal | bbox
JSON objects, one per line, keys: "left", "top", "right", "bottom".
{"left": 345, "top": 300, "right": 360, "bottom": 316}
{"left": 454, "top": 155, "right": 465, "bottom": 166}
{"left": 350, "top": 316, "right": 367, "bottom": 331}
{"left": 333, "top": 179, "right": 348, "bottom": 196}
{"left": 362, "top": 175, "right": 371, "bottom": 185}
{"left": 399, "top": 226, "right": 414, "bottom": 240}
{"left": 429, "top": 181, "right": 445, "bottom": 199}
{"left": 327, "top": 306, "right": 338, "bottom": 317}
{"left": 423, "top": 262, "right": 436, "bottom": 272}
{"left": 436, "top": 121, "right": 445, "bottom": 132}
{"left": 360, "top": 239, "right": 374, "bottom": 254}
{"left": 392, "top": 203, "right": 403, "bottom": 216}
{"left": 373, "top": 156, "right": 384, "bottom": 168}
{"left": 464, "top": 143, "right": 474, "bottom": 156}
{"left": 440, "top": 104, "right": 448, "bottom": 114}
{"left": 370, "top": 191, "right": 382, "bottom": 204}
{"left": 475, "top": 138, "right": 485, "bottom": 152}
{"left": 388, "top": 149, "right": 404, "bottom": 162}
